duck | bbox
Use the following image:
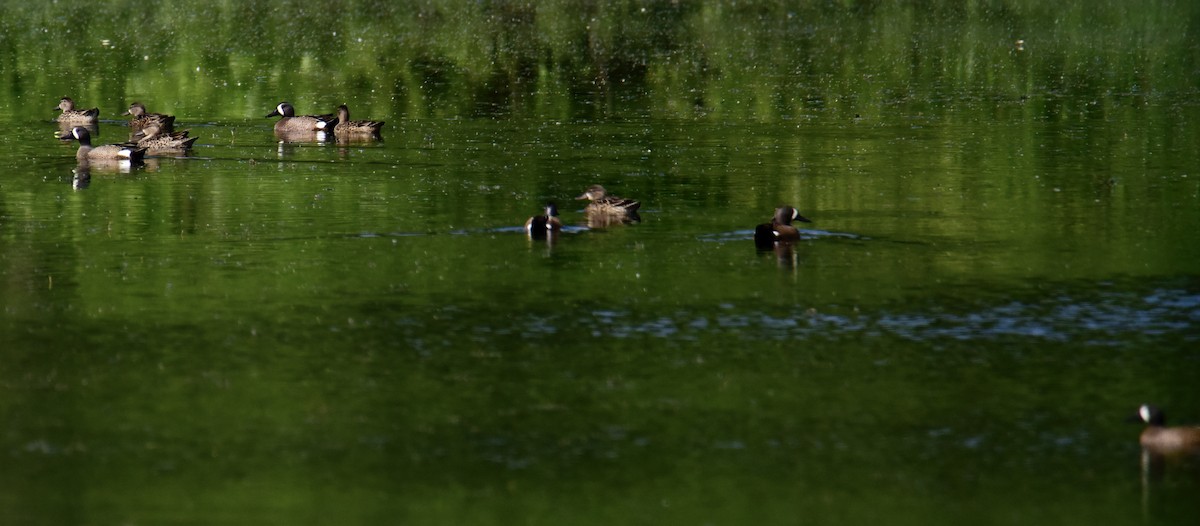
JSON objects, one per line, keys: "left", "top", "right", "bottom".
{"left": 266, "top": 102, "right": 337, "bottom": 135}
{"left": 754, "top": 205, "right": 812, "bottom": 248}
{"left": 333, "top": 104, "right": 385, "bottom": 138}
{"left": 576, "top": 185, "right": 640, "bottom": 215}
{"left": 61, "top": 126, "right": 145, "bottom": 162}
{"left": 132, "top": 125, "right": 198, "bottom": 155}
{"left": 123, "top": 102, "right": 175, "bottom": 134}
{"left": 525, "top": 203, "right": 563, "bottom": 238}
{"left": 54, "top": 97, "right": 99, "bottom": 124}
{"left": 1130, "top": 404, "right": 1200, "bottom": 455}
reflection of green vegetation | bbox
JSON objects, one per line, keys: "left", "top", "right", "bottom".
{"left": 0, "top": 1, "right": 1195, "bottom": 121}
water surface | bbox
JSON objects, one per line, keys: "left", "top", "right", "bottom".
{"left": 2, "top": 2, "right": 1199, "bottom": 525}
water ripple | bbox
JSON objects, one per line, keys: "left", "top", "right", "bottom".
{"left": 520, "top": 287, "right": 1200, "bottom": 344}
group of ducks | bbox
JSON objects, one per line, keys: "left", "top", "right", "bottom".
{"left": 264, "top": 101, "right": 385, "bottom": 141}
{"left": 49, "top": 101, "right": 1200, "bottom": 457}
{"left": 55, "top": 97, "right": 198, "bottom": 162}
{"left": 525, "top": 184, "right": 815, "bottom": 248}
{"left": 524, "top": 184, "right": 644, "bottom": 235}
{"left": 56, "top": 96, "right": 810, "bottom": 246}
{"left": 53, "top": 97, "right": 386, "bottom": 164}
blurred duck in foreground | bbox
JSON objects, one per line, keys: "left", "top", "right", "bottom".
{"left": 754, "top": 205, "right": 812, "bottom": 249}
{"left": 525, "top": 203, "right": 563, "bottom": 238}
{"left": 124, "top": 102, "right": 176, "bottom": 135}
{"left": 54, "top": 97, "right": 99, "bottom": 124}
{"left": 576, "top": 185, "right": 640, "bottom": 227}
{"left": 61, "top": 126, "right": 145, "bottom": 163}
{"left": 1130, "top": 404, "right": 1200, "bottom": 456}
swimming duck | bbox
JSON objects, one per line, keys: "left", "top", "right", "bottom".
{"left": 754, "top": 205, "right": 812, "bottom": 248}
{"left": 1130, "top": 404, "right": 1200, "bottom": 455}
{"left": 333, "top": 104, "right": 385, "bottom": 138}
{"left": 133, "top": 125, "right": 198, "bottom": 155}
{"left": 61, "top": 126, "right": 145, "bottom": 162}
{"left": 266, "top": 102, "right": 337, "bottom": 135}
{"left": 576, "top": 185, "right": 640, "bottom": 215}
{"left": 123, "top": 102, "right": 175, "bottom": 134}
{"left": 54, "top": 97, "right": 99, "bottom": 124}
{"left": 525, "top": 203, "right": 563, "bottom": 238}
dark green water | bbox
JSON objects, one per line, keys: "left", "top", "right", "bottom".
{"left": 2, "top": 2, "right": 1199, "bottom": 524}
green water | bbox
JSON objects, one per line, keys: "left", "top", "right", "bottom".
{"left": 2, "top": 1, "right": 1199, "bottom": 524}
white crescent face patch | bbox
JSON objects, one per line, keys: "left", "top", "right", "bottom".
{"left": 1140, "top": 404, "right": 1152, "bottom": 423}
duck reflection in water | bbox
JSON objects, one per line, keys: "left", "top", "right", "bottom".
{"left": 72, "top": 162, "right": 91, "bottom": 189}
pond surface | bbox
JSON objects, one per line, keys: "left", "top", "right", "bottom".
{"left": 2, "top": 2, "right": 1200, "bottom": 525}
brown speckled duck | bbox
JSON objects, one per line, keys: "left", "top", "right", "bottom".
{"left": 123, "top": 102, "right": 176, "bottom": 134}
{"left": 333, "top": 104, "right": 385, "bottom": 138}
{"left": 54, "top": 97, "right": 99, "bottom": 124}
{"left": 133, "top": 125, "right": 198, "bottom": 155}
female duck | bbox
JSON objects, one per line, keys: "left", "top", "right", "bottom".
{"left": 54, "top": 97, "right": 99, "bottom": 124}
{"left": 754, "top": 205, "right": 812, "bottom": 248}
{"left": 333, "top": 104, "right": 385, "bottom": 138}
{"left": 1131, "top": 404, "right": 1200, "bottom": 455}
{"left": 266, "top": 102, "right": 337, "bottom": 135}
{"left": 576, "top": 185, "right": 640, "bottom": 215}
{"left": 133, "top": 125, "right": 198, "bottom": 155}
{"left": 61, "top": 126, "right": 145, "bottom": 162}
{"left": 525, "top": 203, "right": 563, "bottom": 238}
{"left": 123, "top": 102, "right": 176, "bottom": 134}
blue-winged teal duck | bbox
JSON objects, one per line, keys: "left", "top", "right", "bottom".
{"left": 1131, "top": 404, "right": 1200, "bottom": 455}
{"left": 754, "top": 205, "right": 812, "bottom": 248}
{"left": 61, "top": 126, "right": 146, "bottom": 162}
{"left": 266, "top": 102, "right": 337, "bottom": 134}
{"left": 123, "top": 102, "right": 175, "bottom": 134}
{"left": 333, "top": 104, "right": 385, "bottom": 137}
{"left": 525, "top": 203, "right": 563, "bottom": 237}
{"left": 133, "top": 125, "right": 198, "bottom": 154}
{"left": 54, "top": 97, "right": 99, "bottom": 124}
{"left": 576, "top": 185, "right": 640, "bottom": 215}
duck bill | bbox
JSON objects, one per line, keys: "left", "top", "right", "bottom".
{"left": 794, "top": 214, "right": 813, "bottom": 223}
{"left": 265, "top": 110, "right": 281, "bottom": 118}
